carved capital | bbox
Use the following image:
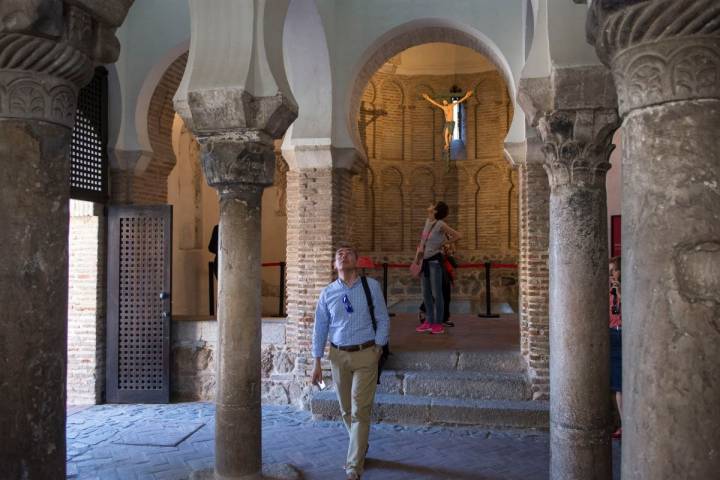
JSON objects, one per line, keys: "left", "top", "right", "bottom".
{"left": 197, "top": 130, "right": 276, "bottom": 196}
{"left": 588, "top": 0, "right": 720, "bottom": 115}
{"left": 0, "top": 1, "right": 133, "bottom": 127}
{"left": 538, "top": 109, "right": 619, "bottom": 190}
{"left": 184, "top": 88, "right": 298, "bottom": 139}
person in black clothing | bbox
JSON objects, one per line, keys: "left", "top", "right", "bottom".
{"left": 209, "top": 225, "right": 218, "bottom": 278}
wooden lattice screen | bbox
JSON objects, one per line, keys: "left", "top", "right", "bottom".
{"left": 107, "top": 205, "right": 172, "bottom": 403}
{"left": 70, "top": 67, "right": 108, "bottom": 203}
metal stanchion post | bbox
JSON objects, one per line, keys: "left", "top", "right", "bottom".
{"left": 478, "top": 261, "right": 499, "bottom": 318}
{"left": 279, "top": 261, "right": 286, "bottom": 317}
{"left": 208, "top": 261, "right": 215, "bottom": 316}
{"left": 383, "top": 262, "right": 396, "bottom": 317}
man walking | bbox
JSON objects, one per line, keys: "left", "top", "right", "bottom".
{"left": 311, "top": 245, "right": 390, "bottom": 480}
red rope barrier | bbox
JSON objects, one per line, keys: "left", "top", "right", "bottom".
{"left": 367, "top": 262, "right": 518, "bottom": 269}
{"left": 261, "top": 262, "right": 284, "bottom": 267}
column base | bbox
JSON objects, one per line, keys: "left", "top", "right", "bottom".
{"left": 190, "top": 463, "right": 303, "bottom": 480}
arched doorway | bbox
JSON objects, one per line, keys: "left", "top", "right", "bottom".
{"left": 312, "top": 25, "right": 547, "bottom": 430}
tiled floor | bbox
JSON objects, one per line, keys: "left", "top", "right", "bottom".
{"left": 66, "top": 403, "right": 620, "bottom": 479}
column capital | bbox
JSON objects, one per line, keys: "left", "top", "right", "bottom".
{"left": 180, "top": 87, "right": 297, "bottom": 139}
{"left": 0, "top": 0, "right": 132, "bottom": 128}
{"left": 538, "top": 108, "right": 619, "bottom": 190}
{"left": 588, "top": 0, "right": 720, "bottom": 115}
{"left": 518, "top": 66, "right": 620, "bottom": 189}
{"left": 197, "top": 130, "right": 276, "bottom": 198}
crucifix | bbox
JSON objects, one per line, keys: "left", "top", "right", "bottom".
{"left": 421, "top": 90, "right": 473, "bottom": 152}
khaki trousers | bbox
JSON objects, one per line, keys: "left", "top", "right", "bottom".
{"left": 328, "top": 346, "right": 380, "bottom": 476}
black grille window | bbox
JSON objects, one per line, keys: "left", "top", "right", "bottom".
{"left": 70, "top": 67, "right": 108, "bottom": 203}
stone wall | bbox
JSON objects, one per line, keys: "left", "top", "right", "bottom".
{"left": 172, "top": 318, "right": 312, "bottom": 406}
{"left": 67, "top": 201, "right": 106, "bottom": 405}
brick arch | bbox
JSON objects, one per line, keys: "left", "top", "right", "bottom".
{"left": 347, "top": 19, "right": 516, "bottom": 158}
{"left": 143, "top": 51, "right": 189, "bottom": 202}
{"left": 474, "top": 162, "right": 508, "bottom": 250}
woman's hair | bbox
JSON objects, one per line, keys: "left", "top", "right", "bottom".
{"left": 435, "top": 201, "right": 449, "bottom": 220}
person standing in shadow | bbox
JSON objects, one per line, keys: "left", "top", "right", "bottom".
{"left": 208, "top": 224, "right": 218, "bottom": 279}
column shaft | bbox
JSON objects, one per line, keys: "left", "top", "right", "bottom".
{"left": 535, "top": 101, "right": 619, "bottom": 479}
{"left": 215, "top": 187, "right": 264, "bottom": 479}
{"left": 621, "top": 101, "right": 720, "bottom": 479}
{"left": 587, "top": 1, "right": 720, "bottom": 476}
{"left": 0, "top": 120, "right": 71, "bottom": 478}
{"left": 549, "top": 182, "right": 611, "bottom": 479}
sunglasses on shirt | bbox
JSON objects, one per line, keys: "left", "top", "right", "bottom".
{"left": 342, "top": 294, "right": 353, "bottom": 313}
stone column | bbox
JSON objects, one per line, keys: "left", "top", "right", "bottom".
{"left": 0, "top": 2, "right": 131, "bottom": 478}
{"left": 588, "top": 1, "right": 720, "bottom": 478}
{"left": 198, "top": 132, "right": 274, "bottom": 478}
{"left": 520, "top": 67, "right": 620, "bottom": 479}
{"left": 542, "top": 108, "right": 618, "bottom": 480}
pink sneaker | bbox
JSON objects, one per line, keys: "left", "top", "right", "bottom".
{"left": 430, "top": 324, "right": 445, "bottom": 334}
{"left": 415, "top": 321, "right": 431, "bottom": 333}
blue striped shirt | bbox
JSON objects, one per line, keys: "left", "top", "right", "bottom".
{"left": 312, "top": 276, "right": 390, "bottom": 359}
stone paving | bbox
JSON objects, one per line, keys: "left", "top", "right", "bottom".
{"left": 67, "top": 403, "right": 620, "bottom": 479}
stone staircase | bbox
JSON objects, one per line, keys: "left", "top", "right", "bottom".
{"left": 311, "top": 349, "right": 549, "bottom": 429}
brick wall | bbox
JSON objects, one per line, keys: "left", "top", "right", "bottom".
{"left": 67, "top": 201, "right": 106, "bottom": 405}
{"left": 518, "top": 156, "right": 550, "bottom": 400}
{"left": 353, "top": 69, "right": 518, "bottom": 308}
{"left": 361, "top": 70, "right": 511, "bottom": 163}
{"left": 282, "top": 165, "right": 361, "bottom": 407}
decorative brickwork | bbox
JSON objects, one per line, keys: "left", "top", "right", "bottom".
{"left": 518, "top": 152, "right": 550, "bottom": 400}
{"left": 353, "top": 69, "right": 518, "bottom": 310}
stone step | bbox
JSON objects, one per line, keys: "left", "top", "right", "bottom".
{"left": 385, "top": 349, "right": 524, "bottom": 373}
{"left": 377, "top": 370, "right": 530, "bottom": 401}
{"left": 311, "top": 391, "right": 549, "bottom": 429}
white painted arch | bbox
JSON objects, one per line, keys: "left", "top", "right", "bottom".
{"left": 345, "top": 18, "right": 518, "bottom": 159}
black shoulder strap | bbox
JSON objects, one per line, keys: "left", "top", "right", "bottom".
{"left": 360, "top": 276, "right": 377, "bottom": 332}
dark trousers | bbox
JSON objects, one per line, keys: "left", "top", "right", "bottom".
{"left": 420, "top": 266, "right": 452, "bottom": 322}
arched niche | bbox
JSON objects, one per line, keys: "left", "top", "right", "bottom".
{"left": 378, "top": 166, "right": 404, "bottom": 251}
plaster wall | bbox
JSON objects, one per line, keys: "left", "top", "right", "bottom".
{"left": 312, "top": 0, "right": 529, "bottom": 146}
{"left": 521, "top": 0, "right": 551, "bottom": 79}
{"left": 546, "top": 0, "right": 600, "bottom": 67}
{"left": 111, "top": 1, "right": 538, "bottom": 160}
{"left": 166, "top": 116, "right": 287, "bottom": 317}
{"left": 108, "top": 0, "right": 190, "bottom": 152}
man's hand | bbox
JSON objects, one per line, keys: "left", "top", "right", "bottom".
{"left": 310, "top": 358, "right": 323, "bottom": 386}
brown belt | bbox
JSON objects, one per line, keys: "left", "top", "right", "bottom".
{"left": 330, "top": 340, "right": 375, "bottom": 352}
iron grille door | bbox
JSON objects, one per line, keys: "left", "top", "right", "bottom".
{"left": 107, "top": 205, "right": 172, "bottom": 403}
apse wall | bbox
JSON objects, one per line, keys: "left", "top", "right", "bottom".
{"left": 353, "top": 69, "right": 519, "bottom": 312}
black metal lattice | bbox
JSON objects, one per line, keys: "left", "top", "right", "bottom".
{"left": 70, "top": 67, "right": 108, "bottom": 203}
{"left": 118, "top": 216, "right": 166, "bottom": 391}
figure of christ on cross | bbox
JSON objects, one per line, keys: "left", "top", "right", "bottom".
{"left": 421, "top": 91, "right": 473, "bottom": 151}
